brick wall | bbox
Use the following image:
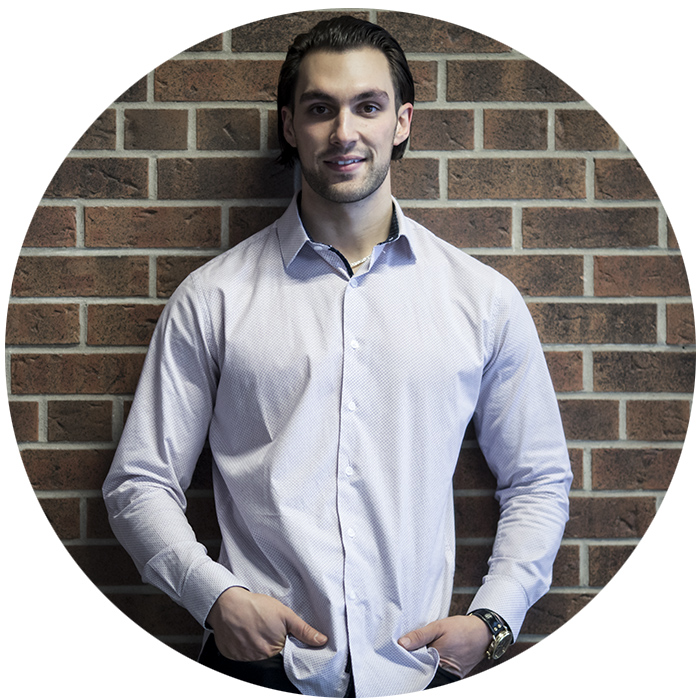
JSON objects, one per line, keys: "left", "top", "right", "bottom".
{"left": 5, "top": 7, "right": 695, "bottom": 679}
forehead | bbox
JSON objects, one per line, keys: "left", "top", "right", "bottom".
{"left": 294, "top": 47, "right": 396, "bottom": 104}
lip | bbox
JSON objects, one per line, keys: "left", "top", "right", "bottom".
{"left": 323, "top": 156, "right": 366, "bottom": 173}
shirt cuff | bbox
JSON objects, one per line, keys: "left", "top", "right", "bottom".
{"left": 467, "top": 574, "right": 531, "bottom": 639}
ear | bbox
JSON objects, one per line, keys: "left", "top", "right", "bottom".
{"left": 281, "top": 106, "right": 297, "bottom": 148}
{"left": 393, "top": 102, "right": 413, "bottom": 147}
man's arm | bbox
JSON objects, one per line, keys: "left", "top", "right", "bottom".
{"left": 399, "top": 276, "right": 572, "bottom": 676}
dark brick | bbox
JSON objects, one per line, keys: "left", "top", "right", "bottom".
{"left": 155, "top": 59, "right": 282, "bottom": 102}
{"left": 39, "top": 497, "right": 81, "bottom": 539}
{"left": 552, "top": 545, "right": 580, "bottom": 587}
{"left": 447, "top": 60, "right": 581, "bottom": 103}
{"left": 158, "top": 158, "right": 293, "bottom": 200}
{"left": 544, "top": 351, "right": 583, "bottom": 392}
{"left": 565, "top": 496, "right": 656, "bottom": 538}
{"left": 23, "top": 206, "right": 76, "bottom": 247}
{"left": 558, "top": 399, "right": 619, "bottom": 441}
{"left": 595, "top": 158, "right": 658, "bottom": 200}
{"left": 529, "top": 303, "right": 657, "bottom": 344}
{"left": 594, "top": 255, "right": 690, "bottom": 297}
{"left": 522, "top": 207, "right": 658, "bottom": 249}
{"left": 588, "top": 545, "right": 636, "bottom": 587}
{"left": 449, "top": 158, "right": 586, "bottom": 200}
{"left": 86, "top": 496, "right": 114, "bottom": 539}
{"left": 11, "top": 353, "right": 145, "bottom": 395}
{"left": 67, "top": 544, "right": 142, "bottom": 585}
{"left": 74, "top": 109, "right": 117, "bottom": 150}
{"left": 454, "top": 495, "right": 499, "bottom": 538}
{"left": 410, "top": 61, "right": 438, "bottom": 102}
{"left": 453, "top": 447, "right": 496, "bottom": 491}
{"left": 186, "top": 33, "right": 223, "bottom": 52}
{"left": 196, "top": 108, "right": 260, "bottom": 151}
{"left": 410, "top": 110, "right": 474, "bottom": 151}
{"left": 44, "top": 158, "right": 148, "bottom": 199}
{"left": 9, "top": 401, "right": 39, "bottom": 442}
{"left": 6, "top": 303, "right": 80, "bottom": 345}
{"left": 626, "top": 400, "right": 690, "bottom": 441}
{"left": 124, "top": 109, "right": 188, "bottom": 150}
{"left": 555, "top": 110, "right": 618, "bottom": 151}
{"left": 593, "top": 351, "right": 695, "bottom": 393}
{"left": 520, "top": 592, "right": 595, "bottom": 635}
{"left": 87, "top": 304, "right": 165, "bottom": 346}
{"left": 483, "top": 109, "right": 547, "bottom": 150}
{"left": 454, "top": 544, "right": 492, "bottom": 587}
{"left": 229, "top": 206, "right": 287, "bottom": 247}
{"left": 22, "top": 448, "right": 115, "bottom": 490}
{"left": 12, "top": 256, "right": 149, "bottom": 297}
{"left": 116, "top": 76, "right": 148, "bottom": 102}
{"left": 156, "top": 255, "right": 216, "bottom": 297}
{"left": 106, "top": 592, "right": 201, "bottom": 636}
{"left": 85, "top": 206, "right": 221, "bottom": 248}
{"left": 592, "top": 448, "right": 680, "bottom": 491}
{"left": 47, "top": 400, "right": 113, "bottom": 442}
{"left": 390, "top": 158, "right": 440, "bottom": 199}
{"left": 475, "top": 255, "right": 583, "bottom": 296}
{"left": 403, "top": 207, "right": 511, "bottom": 248}
{"left": 666, "top": 304, "right": 695, "bottom": 346}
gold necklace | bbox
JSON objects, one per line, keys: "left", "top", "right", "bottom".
{"left": 350, "top": 253, "right": 371, "bottom": 268}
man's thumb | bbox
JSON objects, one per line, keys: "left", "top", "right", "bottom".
{"left": 285, "top": 611, "right": 328, "bottom": 647}
{"left": 398, "top": 623, "right": 437, "bottom": 651}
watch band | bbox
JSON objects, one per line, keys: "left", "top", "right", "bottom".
{"left": 467, "top": 608, "right": 513, "bottom": 660}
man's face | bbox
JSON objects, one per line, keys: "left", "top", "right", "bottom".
{"left": 281, "top": 48, "right": 413, "bottom": 204}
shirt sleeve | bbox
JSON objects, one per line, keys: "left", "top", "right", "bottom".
{"left": 102, "top": 274, "right": 243, "bottom": 627}
{"left": 468, "top": 276, "right": 572, "bottom": 639}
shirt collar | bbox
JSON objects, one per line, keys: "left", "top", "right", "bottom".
{"left": 276, "top": 191, "right": 417, "bottom": 269}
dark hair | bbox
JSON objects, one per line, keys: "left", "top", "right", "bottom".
{"left": 276, "top": 16, "right": 415, "bottom": 168}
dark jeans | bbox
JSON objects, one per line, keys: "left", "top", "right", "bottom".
{"left": 198, "top": 634, "right": 461, "bottom": 696}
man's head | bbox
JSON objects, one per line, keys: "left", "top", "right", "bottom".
{"left": 276, "top": 16, "right": 415, "bottom": 169}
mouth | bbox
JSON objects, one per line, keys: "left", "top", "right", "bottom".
{"left": 323, "top": 155, "right": 366, "bottom": 172}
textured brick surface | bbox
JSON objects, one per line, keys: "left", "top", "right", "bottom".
{"left": 7, "top": 10, "right": 695, "bottom": 660}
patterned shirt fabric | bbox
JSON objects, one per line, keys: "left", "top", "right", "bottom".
{"left": 103, "top": 194, "right": 572, "bottom": 697}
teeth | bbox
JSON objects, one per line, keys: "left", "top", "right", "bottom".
{"left": 336, "top": 159, "right": 360, "bottom": 165}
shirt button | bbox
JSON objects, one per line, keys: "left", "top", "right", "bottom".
{"left": 348, "top": 590, "right": 357, "bottom": 600}
{"left": 349, "top": 278, "right": 358, "bottom": 288}
{"left": 347, "top": 401, "right": 356, "bottom": 412}
{"left": 347, "top": 527, "right": 356, "bottom": 538}
{"left": 345, "top": 465, "right": 354, "bottom": 476}
{"left": 350, "top": 339, "right": 359, "bottom": 350}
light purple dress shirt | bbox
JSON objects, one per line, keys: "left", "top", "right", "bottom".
{"left": 103, "top": 194, "right": 571, "bottom": 697}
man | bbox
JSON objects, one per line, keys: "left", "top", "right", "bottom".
{"left": 103, "top": 16, "right": 572, "bottom": 698}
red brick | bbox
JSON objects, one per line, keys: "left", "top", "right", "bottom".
{"left": 377, "top": 11, "right": 511, "bottom": 53}
{"left": 47, "top": 400, "right": 113, "bottom": 442}
{"left": 11, "top": 353, "right": 145, "bottom": 395}
{"left": 22, "top": 448, "right": 115, "bottom": 490}
{"left": 591, "top": 448, "right": 680, "bottom": 490}
{"left": 154, "top": 59, "right": 282, "bottom": 102}
{"left": 86, "top": 496, "right": 113, "bottom": 539}
{"left": 67, "top": 544, "right": 143, "bottom": 585}
{"left": 593, "top": 351, "right": 695, "bottom": 393}
{"left": 44, "top": 158, "right": 149, "bottom": 199}
{"left": 552, "top": 545, "right": 580, "bottom": 587}
{"left": 588, "top": 545, "right": 636, "bottom": 587}
{"left": 453, "top": 447, "right": 496, "bottom": 491}
{"left": 116, "top": 76, "right": 147, "bottom": 102}
{"left": 6, "top": 303, "right": 80, "bottom": 345}
{"left": 666, "top": 303, "right": 695, "bottom": 345}
{"left": 454, "top": 495, "right": 499, "bottom": 538}
{"left": 390, "top": 158, "right": 440, "bottom": 200}
{"left": 447, "top": 60, "right": 581, "bottom": 103}
{"left": 85, "top": 207, "right": 221, "bottom": 248}
{"left": 594, "top": 255, "right": 689, "bottom": 297}
{"left": 9, "top": 401, "right": 39, "bottom": 442}
{"left": 449, "top": 158, "right": 586, "bottom": 200}
{"left": 529, "top": 303, "right": 657, "bottom": 344}
{"left": 483, "top": 109, "right": 547, "bottom": 150}
{"left": 124, "top": 109, "right": 188, "bottom": 150}
{"left": 87, "top": 304, "right": 165, "bottom": 346}
{"left": 558, "top": 400, "right": 619, "bottom": 441}
{"left": 196, "top": 108, "right": 260, "bottom": 151}
{"left": 74, "top": 109, "right": 117, "bottom": 150}
{"left": 569, "top": 449, "right": 584, "bottom": 490}
{"left": 12, "top": 256, "right": 149, "bottom": 297}
{"left": 522, "top": 207, "right": 658, "bottom": 249}
{"left": 410, "top": 110, "right": 474, "bottom": 151}
{"left": 475, "top": 255, "right": 583, "bottom": 296}
{"left": 187, "top": 33, "right": 223, "bottom": 52}
{"left": 544, "top": 351, "right": 583, "bottom": 392}
{"left": 403, "top": 208, "right": 511, "bottom": 248}
{"left": 156, "top": 255, "right": 215, "bottom": 297}
{"left": 555, "top": 110, "right": 618, "bottom": 151}
{"left": 23, "top": 206, "right": 76, "bottom": 247}
{"left": 595, "top": 158, "right": 658, "bottom": 200}
{"left": 565, "top": 496, "right": 656, "bottom": 538}
{"left": 229, "top": 207, "right": 287, "bottom": 247}
{"left": 158, "top": 157, "right": 293, "bottom": 200}
{"left": 454, "top": 544, "right": 492, "bottom": 586}
{"left": 410, "top": 61, "right": 438, "bottom": 102}
{"left": 626, "top": 400, "right": 690, "bottom": 441}
{"left": 520, "top": 592, "right": 595, "bottom": 635}
{"left": 39, "top": 497, "right": 81, "bottom": 539}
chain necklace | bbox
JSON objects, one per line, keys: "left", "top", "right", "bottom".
{"left": 349, "top": 253, "right": 371, "bottom": 268}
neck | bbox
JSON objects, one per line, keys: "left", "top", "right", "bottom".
{"left": 297, "top": 180, "right": 394, "bottom": 262}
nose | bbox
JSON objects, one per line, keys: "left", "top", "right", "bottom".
{"left": 331, "top": 108, "right": 359, "bottom": 148}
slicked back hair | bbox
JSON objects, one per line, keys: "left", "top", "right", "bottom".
{"left": 276, "top": 16, "right": 415, "bottom": 168}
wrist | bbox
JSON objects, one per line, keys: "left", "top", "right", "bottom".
{"left": 467, "top": 609, "right": 513, "bottom": 660}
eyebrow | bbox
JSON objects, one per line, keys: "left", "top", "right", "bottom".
{"left": 297, "top": 89, "right": 391, "bottom": 105}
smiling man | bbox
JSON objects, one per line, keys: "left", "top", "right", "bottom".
{"left": 103, "top": 16, "right": 572, "bottom": 698}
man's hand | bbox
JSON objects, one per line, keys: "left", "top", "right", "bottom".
{"left": 398, "top": 615, "right": 491, "bottom": 679}
{"left": 206, "top": 586, "right": 328, "bottom": 661}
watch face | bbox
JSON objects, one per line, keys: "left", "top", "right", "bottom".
{"left": 490, "top": 631, "right": 512, "bottom": 660}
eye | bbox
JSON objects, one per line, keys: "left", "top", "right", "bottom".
{"left": 309, "top": 105, "right": 330, "bottom": 116}
{"left": 360, "top": 104, "right": 380, "bottom": 115}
